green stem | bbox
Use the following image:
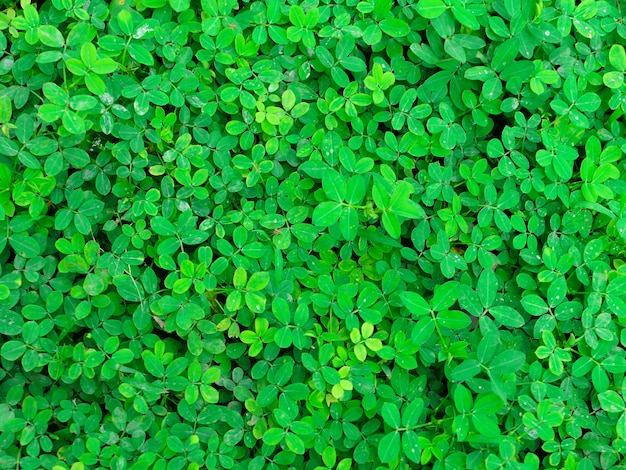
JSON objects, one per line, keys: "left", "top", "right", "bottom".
{"left": 431, "top": 311, "right": 450, "bottom": 349}
{"left": 121, "top": 37, "right": 132, "bottom": 69}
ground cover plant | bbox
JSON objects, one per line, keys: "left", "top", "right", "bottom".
{"left": 1, "top": 0, "right": 626, "bottom": 468}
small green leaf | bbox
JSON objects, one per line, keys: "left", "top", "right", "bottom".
{"left": 382, "top": 402, "right": 401, "bottom": 428}
{"left": 489, "top": 306, "right": 525, "bottom": 328}
{"left": 340, "top": 206, "right": 359, "bottom": 241}
{"left": 0, "top": 95, "right": 12, "bottom": 123}
{"left": 478, "top": 269, "right": 497, "bottom": 308}
{"left": 417, "top": 0, "right": 446, "bottom": 18}
{"left": 454, "top": 385, "right": 473, "bottom": 413}
{"left": 225, "top": 120, "right": 247, "bottom": 135}
{"left": 312, "top": 201, "right": 342, "bottom": 227}
{"left": 247, "top": 271, "right": 269, "bottom": 291}
{"left": 603, "top": 71, "right": 624, "bottom": 89}
{"left": 263, "top": 428, "right": 284, "bottom": 445}
{"left": 379, "top": 18, "right": 410, "bottom": 38}
{"left": 401, "top": 292, "right": 430, "bottom": 317}
{"left": 37, "top": 25, "right": 65, "bottom": 47}
{"left": 9, "top": 234, "right": 41, "bottom": 258}
{"left": 382, "top": 211, "right": 401, "bottom": 238}
{"left": 1, "top": 340, "right": 26, "bottom": 360}
{"left": 62, "top": 111, "right": 85, "bottom": 135}
{"left": 521, "top": 295, "right": 549, "bottom": 316}
{"left": 431, "top": 281, "right": 459, "bottom": 311}
{"left": 322, "top": 169, "right": 346, "bottom": 202}
{"left": 151, "top": 216, "right": 177, "bottom": 236}
{"left": 170, "top": 0, "right": 190, "bottom": 11}
{"left": 116, "top": 9, "right": 134, "bottom": 35}
{"left": 378, "top": 431, "right": 401, "bottom": 463}
{"left": 128, "top": 43, "right": 154, "bottom": 66}
{"left": 285, "top": 432, "right": 305, "bottom": 454}
{"left": 490, "top": 350, "right": 526, "bottom": 375}
{"left": 609, "top": 44, "right": 626, "bottom": 71}
{"left": 38, "top": 104, "right": 65, "bottom": 123}
{"left": 113, "top": 274, "right": 143, "bottom": 302}
{"left": 233, "top": 267, "right": 247, "bottom": 290}
{"left": 598, "top": 390, "right": 625, "bottom": 413}
{"left": 449, "top": 360, "right": 481, "bottom": 381}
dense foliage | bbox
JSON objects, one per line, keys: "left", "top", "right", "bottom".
{"left": 1, "top": 0, "right": 626, "bottom": 468}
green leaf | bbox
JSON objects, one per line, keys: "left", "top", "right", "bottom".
{"left": 0, "top": 136, "right": 17, "bottom": 157}
{"left": 170, "top": 0, "right": 190, "bottom": 11}
{"left": 151, "top": 216, "right": 177, "bottom": 236}
{"left": 85, "top": 73, "right": 106, "bottom": 95}
{"left": 37, "top": 25, "right": 65, "bottom": 47}
{"left": 438, "top": 310, "right": 472, "bottom": 329}
{"left": 576, "top": 93, "right": 601, "bottom": 112}
{"left": 116, "top": 9, "right": 134, "bottom": 35}
{"left": 449, "top": 360, "right": 481, "bottom": 381}
{"left": 233, "top": 267, "right": 247, "bottom": 290}
{"left": 143, "top": 351, "right": 165, "bottom": 377}
{"left": 62, "top": 111, "right": 85, "bottom": 135}
{"left": 263, "top": 428, "right": 284, "bottom": 445}
{"left": 225, "top": 120, "right": 247, "bottom": 135}
{"left": 282, "top": 89, "right": 296, "bottom": 111}
{"left": 312, "top": 201, "right": 342, "bottom": 227}
{"left": 402, "top": 431, "right": 422, "bottom": 463}
{"left": 378, "top": 432, "right": 401, "bottom": 463}
{"left": 372, "top": 182, "right": 390, "bottom": 209}
{"left": 0, "top": 95, "right": 11, "bottom": 123}
{"left": 247, "top": 271, "right": 269, "bottom": 291}
{"left": 113, "top": 274, "right": 143, "bottom": 302}
{"left": 472, "top": 413, "right": 500, "bottom": 437}
{"left": 598, "top": 391, "right": 625, "bottom": 413}
{"left": 473, "top": 392, "right": 504, "bottom": 414}
{"left": 322, "top": 169, "right": 346, "bottom": 202}
{"left": 389, "top": 181, "right": 411, "bottom": 208}
{"left": 0, "top": 309, "right": 23, "bottom": 335}
{"left": 1, "top": 340, "right": 26, "bottom": 360}
{"left": 489, "top": 306, "right": 525, "bottom": 328}
{"left": 454, "top": 385, "right": 473, "bottom": 413}
{"left": 609, "top": 45, "right": 626, "bottom": 71}
{"left": 603, "top": 71, "right": 624, "bottom": 89}
{"left": 411, "top": 317, "right": 435, "bottom": 347}
{"left": 322, "top": 447, "right": 336, "bottom": 467}
{"left": 173, "top": 278, "right": 192, "bottom": 294}
{"left": 417, "top": 0, "right": 446, "bottom": 18}
{"left": 478, "top": 269, "right": 497, "bottom": 308}
{"left": 9, "top": 234, "right": 41, "bottom": 258}
{"left": 382, "top": 211, "right": 401, "bottom": 238}
{"left": 128, "top": 43, "right": 154, "bottom": 66}
{"left": 340, "top": 206, "right": 359, "bottom": 241}
{"left": 285, "top": 432, "right": 305, "bottom": 454}
{"left": 382, "top": 402, "right": 401, "bottom": 428}
{"left": 246, "top": 291, "right": 267, "bottom": 313}
{"left": 521, "top": 295, "right": 549, "bottom": 316}
{"left": 431, "top": 281, "right": 459, "bottom": 311}
{"left": 401, "top": 292, "right": 430, "bottom": 317}
{"left": 452, "top": 3, "right": 479, "bottom": 29}
{"left": 379, "top": 18, "right": 410, "bottom": 38}
{"left": 490, "top": 350, "right": 526, "bottom": 375}
{"left": 274, "top": 327, "right": 292, "bottom": 348}
{"left": 391, "top": 200, "right": 424, "bottom": 219}
{"left": 80, "top": 42, "right": 98, "bottom": 67}
{"left": 92, "top": 58, "right": 119, "bottom": 74}
{"left": 38, "top": 104, "right": 65, "bottom": 123}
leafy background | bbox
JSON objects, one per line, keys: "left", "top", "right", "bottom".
{"left": 1, "top": 0, "right": 626, "bottom": 468}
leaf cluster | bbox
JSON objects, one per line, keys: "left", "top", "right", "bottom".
{"left": 1, "top": 0, "right": 626, "bottom": 469}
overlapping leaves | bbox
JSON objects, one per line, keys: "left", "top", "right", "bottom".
{"left": 1, "top": 0, "right": 626, "bottom": 468}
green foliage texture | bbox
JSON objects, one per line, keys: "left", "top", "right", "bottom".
{"left": 1, "top": 0, "right": 626, "bottom": 468}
